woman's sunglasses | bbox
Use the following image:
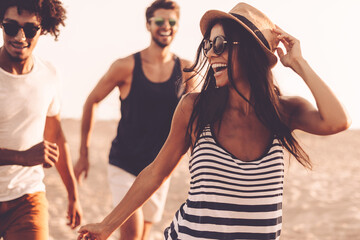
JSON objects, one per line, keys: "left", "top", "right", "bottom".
{"left": 202, "top": 35, "right": 239, "bottom": 56}
{"left": 2, "top": 22, "right": 40, "bottom": 39}
{"left": 151, "top": 17, "right": 177, "bottom": 27}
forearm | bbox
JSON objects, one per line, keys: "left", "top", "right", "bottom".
{"left": 80, "top": 99, "right": 98, "bottom": 157}
{"left": 0, "top": 142, "right": 55, "bottom": 167}
{"left": 101, "top": 164, "right": 165, "bottom": 236}
{"left": 293, "top": 58, "right": 350, "bottom": 128}
{"left": 0, "top": 148, "right": 24, "bottom": 165}
{"left": 55, "top": 133, "right": 79, "bottom": 201}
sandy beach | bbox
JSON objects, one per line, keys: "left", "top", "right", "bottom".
{"left": 44, "top": 119, "right": 360, "bottom": 240}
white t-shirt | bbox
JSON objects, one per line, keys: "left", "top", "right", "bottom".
{"left": 0, "top": 56, "right": 61, "bottom": 201}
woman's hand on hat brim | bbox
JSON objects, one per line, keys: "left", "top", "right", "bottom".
{"left": 273, "top": 25, "right": 304, "bottom": 69}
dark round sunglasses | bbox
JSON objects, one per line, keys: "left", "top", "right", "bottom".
{"left": 2, "top": 22, "right": 40, "bottom": 39}
{"left": 202, "top": 35, "right": 239, "bottom": 56}
{"left": 151, "top": 17, "right": 177, "bottom": 27}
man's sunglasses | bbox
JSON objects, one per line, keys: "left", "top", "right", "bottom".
{"left": 202, "top": 35, "right": 239, "bottom": 56}
{"left": 2, "top": 22, "right": 40, "bottom": 39}
{"left": 151, "top": 17, "right": 177, "bottom": 27}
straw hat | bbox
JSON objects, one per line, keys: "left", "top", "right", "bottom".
{"left": 200, "top": 2, "right": 279, "bottom": 67}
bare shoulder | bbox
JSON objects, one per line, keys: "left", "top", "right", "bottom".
{"left": 110, "top": 55, "right": 135, "bottom": 75}
{"left": 178, "top": 92, "right": 199, "bottom": 113}
{"left": 170, "top": 93, "right": 199, "bottom": 137}
{"left": 179, "top": 58, "right": 193, "bottom": 68}
{"left": 99, "top": 54, "right": 135, "bottom": 87}
{"left": 172, "top": 92, "right": 198, "bottom": 123}
{"left": 179, "top": 58, "right": 201, "bottom": 92}
{"left": 179, "top": 58, "right": 194, "bottom": 76}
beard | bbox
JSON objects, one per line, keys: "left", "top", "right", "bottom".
{"left": 152, "top": 35, "right": 170, "bottom": 48}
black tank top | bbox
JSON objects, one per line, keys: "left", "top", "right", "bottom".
{"left": 109, "top": 52, "right": 183, "bottom": 176}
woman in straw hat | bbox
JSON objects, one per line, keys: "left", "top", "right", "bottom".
{"left": 78, "top": 2, "right": 350, "bottom": 240}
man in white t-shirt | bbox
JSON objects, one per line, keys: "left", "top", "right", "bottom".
{"left": 0, "top": 0, "right": 82, "bottom": 239}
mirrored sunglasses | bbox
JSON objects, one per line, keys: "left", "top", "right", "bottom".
{"left": 151, "top": 17, "right": 177, "bottom": 27}
{"left": 202, "top": 35, "right": 239, "bottom": 56}
{"left": 2, "top": 22, "right": 40, "bottom": 39}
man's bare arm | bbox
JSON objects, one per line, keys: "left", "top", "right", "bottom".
{"left": 74, "top": 56, "right": 134, "bottom": 183}
{"left": 0, "top": 141, "right": 59, "bottom": 167}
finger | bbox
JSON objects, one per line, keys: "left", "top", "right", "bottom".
{"left": 43, "top": 142, "right": 59, "bottom": 162}
{"left": 276, "top": 31, "right": 298, "bottom": 48}
{"left": 274, "top": 25, "right": 295, "bottom": 39}
{"left": 75, "top": 212, "right": 81, "bottom": 228}
{"left": 75, "top": 170, "right": 85, "bottom": 185}
{"left": 78, "top": 232, "right": 86, "bottom": 240}
{"left": 79, "top": 168, "right": 88, "bottom": 181}
{"left": 45, "top": 140, "right": 59, "bottom": 151}
{"left": 67, "top": 211, "right": 76, "bottom": 229}
{"left": 74, "top": 163, "right": 88, "bottom": 184}
{"left": 272, "top": 25, "right": 288, "bottom": 37}
{"left": 277, "top": 36, "right": 290, "bottom": 52}
{"left": 272, "top": 27, "right": 283, "bottom": 35}
{"left": 46, "top": 145, "right": 59, "bottom": 159}
{"left": 84, "top": 168, "right": 88, "bottom": 179}
{"left": 44, "top": 147, "right": 59, "bottom": 166}
{"left": 45, "top": 153, "right": 58, "bottom": 165}
{"left": 276, "top": 47, "right": 285, "bottom": 59}
{"left": 74, "top": 164, "right": 81, "bottom": 181}
{"left": 70, "top": 213, "right": 79, "bottom": 229}
{"left": 45, "top": 141, "right": 59, "bottom": 156}
{"left": 78, "top": 230, "right": 89, "bottom": 240}
{"left": 43, "top": 155, "right": 56, "bottom": 168}
{"left": 76, "top": 174, "right": 82, "bottom": 185}
{"left": 43, "top": 162, "right": 53, "bottom": 168}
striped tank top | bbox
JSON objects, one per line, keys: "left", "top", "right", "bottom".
{"left": 164, "top": 126, "right": 284, "bottom": 240}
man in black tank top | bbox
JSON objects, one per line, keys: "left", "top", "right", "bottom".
{"left": 74, "top": 0, "right": 197, "bottom": 239}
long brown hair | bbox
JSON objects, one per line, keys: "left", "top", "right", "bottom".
{"left": 185, "top": 19, "right": 311, "bottom": 169}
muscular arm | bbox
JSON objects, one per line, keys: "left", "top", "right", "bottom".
{"left": 74, "top": 57, "right": 134, "bottom": 183}
{"left": 275, "top": 27, "right": 351, "bottom": 135}
{"left": 0, "top": 141, "right": 58, "bottom": 167}
{"left": 78, "top": 93, "right": 197, "bottom": 240}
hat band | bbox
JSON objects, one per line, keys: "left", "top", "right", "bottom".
{"left": 230, "top": 13, "right": 271, "bottom": 50}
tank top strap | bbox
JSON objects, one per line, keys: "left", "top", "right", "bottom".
{"left": 132, "top": 52, "right": 143, "bottom": 82}
{"left": 171, "top": 54, "right": 184, "bottom": 98}
{"left": 172, "top": 54, "right": 182, "bottom": 82}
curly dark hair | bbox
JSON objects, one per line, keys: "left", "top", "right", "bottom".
{"left": 0, "top": 0, "right": 66, "bottom": 40}
{"left": 145, "top": 0, "right": 180, "bottom": 22}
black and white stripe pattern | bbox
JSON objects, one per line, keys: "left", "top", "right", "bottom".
{"left": 165, "top": 126, "right": 284, "bottom": 240}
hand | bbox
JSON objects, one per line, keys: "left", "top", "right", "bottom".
{"left": 22, "top": 141, "right": 59, "bottom": 168}
{"left": 74, "top": 153, "right": 89, "bottom": 185}
{"left": 78, "top": 223, "right": 110, "bottom": 240}
{"left": 273, "top": 25, "right": 304, "bottom": 69}
{"left": 67, "top": 199, "right": 82, "bottom": 229}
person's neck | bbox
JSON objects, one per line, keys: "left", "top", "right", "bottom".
{"left": 142, "top": 42, "right": 173, "bottom": 64}
{"left": 227, "top": 81, "right": 253, "bottom": 116}
{"left": 0, "top": 47, "right": 33, "bottom": 75}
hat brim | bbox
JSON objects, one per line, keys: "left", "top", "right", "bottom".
{"left": 200, "top": 10, "right": 277, "bottom": 67}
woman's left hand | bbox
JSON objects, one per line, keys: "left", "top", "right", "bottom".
{"left": 273, "top": 26, "right": 304, "bottom": 69}
{"left": 77, "top": 223, "right": 110, "bottom": 240}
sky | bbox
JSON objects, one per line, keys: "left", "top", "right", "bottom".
{"left": 1, "top": 0, "right": 360, "bottom": 128}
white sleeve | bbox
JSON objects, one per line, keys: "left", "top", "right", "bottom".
{"left": 47, "top": 66, "right": 62, "bottom": 117}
